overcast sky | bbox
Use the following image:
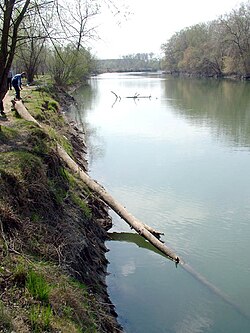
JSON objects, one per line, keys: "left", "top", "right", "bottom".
{"left": 91, "top": 0, "right": 242, "bottom": 59}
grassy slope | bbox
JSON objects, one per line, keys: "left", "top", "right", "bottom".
{"left": 0, "top": 85, "right": 120, "bottom": 332}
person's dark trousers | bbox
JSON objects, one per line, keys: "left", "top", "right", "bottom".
{"left": 13, "top": 84, "right": 20, "bottom": 100}
{"left": 7, "top": 78, "right": 12, "bottom": 89}
{"left": 0, "top": 100, "right": 4, "bottom": 113}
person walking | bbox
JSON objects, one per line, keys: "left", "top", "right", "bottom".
{"left": 11, "top": 72, "right": 26, "bottom": 100}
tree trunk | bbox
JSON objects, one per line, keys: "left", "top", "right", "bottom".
{"left": 12, "top": 100, "right": 42, "bottom": 127}
{"left": 56, "top": 144, "right": 180, "bottom": 263}
{"left": 0, "top": 0, "right": 31, "bottom": 110}
{"left": 13, "top": 101, "right": 250, "bottom": 323}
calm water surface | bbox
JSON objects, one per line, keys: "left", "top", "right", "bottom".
{"left": 70, "top": 73, "right": 250, "bottom": 332}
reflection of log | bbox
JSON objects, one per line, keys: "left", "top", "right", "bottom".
{"left": 56, "top": 144, "right": 179, "bottom": 263}
{"left": 109, "top": 232, "right": 250, "bottom": 321}
{"left": 13, "top": 101, "right": 250, "bottom": 320}
{"left": 109, "top": 232, "right": 165, "bottom": 256}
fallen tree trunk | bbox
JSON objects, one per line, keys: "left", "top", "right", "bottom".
{"left": 12, "top": 100, "right": 42, "bottom": 128}
{"left": 56, "top": 145, "right": 164, "bottom": 241}
{"left": 13, "top": 100, "right": 180, "bottom": 263}
{"left": 56, "top": 144, "right": 179, "bottom": 263}
{"left": 14, "top": 99, "right": 250, "bottom": 320}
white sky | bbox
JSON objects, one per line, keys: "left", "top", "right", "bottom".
{"left": 91, "top": 0, "right": 242, "bottom": 59}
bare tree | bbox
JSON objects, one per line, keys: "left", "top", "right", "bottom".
{"left": 16, "top": 10, "right": 51, "bottom": 83}
{"left": 0, "top": 0, "right": 126, "bottom": 113}
{"left": 0, "top": 0, "right": 31, "bottom": 112}
{"left": 219, "top": 3, "right": 250, "bottom": 75}
{"left": 55, "top": 0, "right": 100, "bottom": 51}
{"left": 0, "top": 0, "right": 56, "bottom": 112}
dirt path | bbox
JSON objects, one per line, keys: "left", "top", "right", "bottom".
{"left": 1, "top": 88, "right": 28, "bottom": 124}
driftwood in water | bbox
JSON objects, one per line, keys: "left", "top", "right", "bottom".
{"left": 126, "top": 93, "right": 151, "bottom": 99}
{"left": 13, "top": 100, "right": 177, "bottom": 261}
{"left": 56, "top": 145, "right": 180, "bottom": 262}
{"left": 111, "top": 91, "right": 121, "bottom": 101}
{"left": 111, "top": 91, "right": 151, "bottom": 100}
{"left": 14, "top": 100, "right": 250, "bottom": 320}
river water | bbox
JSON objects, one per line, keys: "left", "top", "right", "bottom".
{"left": 69, "top": 73, "right": 250, "bottom": 333}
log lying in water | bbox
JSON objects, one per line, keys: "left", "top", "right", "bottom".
{"left": 126, "top": 94, "right": 151, "bottom": 99}
{"left": 111, "top": 91, "right": 151, "bottom": 99}
{"left": 13, "top": 100, "right": 176, "bottom": 261}
{"left": 13, "top": 100, "right": 250, "bottom": 320}
{"left": 56, "top": 144, "right": 179, "bottom": 263}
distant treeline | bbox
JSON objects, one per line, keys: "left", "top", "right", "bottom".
{"left": 96, "top": 53, "right": 161, "bottom": 73}
{"left": 161, "top": 1, "right": 250, "bottom": 79}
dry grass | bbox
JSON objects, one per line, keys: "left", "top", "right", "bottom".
{"left": 0, "top": 250, "right": 99, "bottom": 332}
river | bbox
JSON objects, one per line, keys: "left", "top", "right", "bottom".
{"left": 69, "top": 73, "right": 250, "bottom": 333}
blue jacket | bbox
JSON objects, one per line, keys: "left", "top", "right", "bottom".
{"left": 12, "top": 74, "right": 22, "bottom": 88}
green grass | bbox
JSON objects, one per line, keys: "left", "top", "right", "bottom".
{"left": 26, "top": 270, "right": 51, "bottom": 303}
{"left": 0, "top": 126, "right": 19, "bottom": 142}
{"left": 70, "top": 192, "right": 92, "bottom": 219}
{"left": 0, "top": 151, "right": 45, "bottom": 182}
{"left": 63, "top": 168, "right": 77, "bottom": 187}
{"left": 10, "top": 118, "right": 38, "bottom": 130}
{"left": 30, "top": 304, "right": 53, "bottom": 332}
{"left": 23, "top": 89, "right": 65, "bottom": 128}
{"left": 48, "top": 178, "right": 68, "bottom": 204}
{"left": 63, "top": 168, "right": 92, "bottom": 195}
{"left": 27, "top": 126, "right": 52, "bottom": 155}
{"left": 45, "top": 126, "right": 73, "bottom": 155}
{"left": 0, "top": 253, "right": 102, "bottom": 332}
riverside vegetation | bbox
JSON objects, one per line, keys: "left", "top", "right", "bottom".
{"left": 161, "top": 1, "right": 250, "bottom": 78}
{"left": 0, "top": 83, "right": 122, "bottom": 332}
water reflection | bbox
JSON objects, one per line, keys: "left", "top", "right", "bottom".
{"left": 109, "top": 232, "right": 170, "bottom": 259}
{"left": 70, "top": 73, "right": 250, "bottom": 332}
{"left": 164, "top": 77, "right": 250, "bottom": 147}
{"left": 69, "top": 85, "right": 106, "bottom": 165}
{"left": 174, "top": 311, "right": 212, "bottom": 333}
{"left": 71, "top": 75, "right": 250, "bottom": 154}
{"left": 109, "top": 232, "right": 250, "bottom": 324}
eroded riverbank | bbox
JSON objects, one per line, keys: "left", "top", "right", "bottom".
{"left": 0, "top": 85, "right": 122, "bottom": 332}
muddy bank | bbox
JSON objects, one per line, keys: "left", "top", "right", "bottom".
{"left": 0, "top": 86, "right": 122, "bottom": 332}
